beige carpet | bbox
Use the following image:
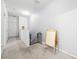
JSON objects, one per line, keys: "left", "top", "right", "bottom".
{"left": 2, "top": 39, "right": 76, "bottom": 59}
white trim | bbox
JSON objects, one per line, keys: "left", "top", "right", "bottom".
{"left": 56, "top": 48, "right": 77, "bottom": 58}
{"left": 42, "top": 42, "right": 77, "bottom": 58}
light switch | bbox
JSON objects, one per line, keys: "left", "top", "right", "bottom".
{"left": 22, "top": 26, "right": 25, "bottom": 30}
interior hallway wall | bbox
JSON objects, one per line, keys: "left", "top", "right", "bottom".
{"left": 19, "top": 16, "right": 30, "bottom": 46}
{"left": 1, "top": 0, "right": 8, "bottom": 53}
{"left": 35, "top": 0, "right": 77, "bottom": 57}
{"left": 52, "top": 8, "right": 77, "bottom": 57}
{"left": 29, "top": 14, "right": 40, "bottom": 40}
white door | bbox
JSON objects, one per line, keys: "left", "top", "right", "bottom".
{"left": 19, "top": 16, "right": 29, "bottom": 47}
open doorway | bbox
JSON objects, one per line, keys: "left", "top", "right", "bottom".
{"left": 7, "top": 14, "right": 19, "bottom": 44}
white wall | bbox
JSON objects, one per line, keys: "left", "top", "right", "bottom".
{"left": 35, "top": 0, "right": 77, "bottom": 57}
{"left": 29, "top": 14, "right": 40, "bottom": 40}
{"left": 1, "top": 0, "right": 8, "bottom": 53}
{"left": 19, "top": 16, "right": 29, "bottom": 46}
{"left": 52, "top": 9, "right": 77, "bottom": 57}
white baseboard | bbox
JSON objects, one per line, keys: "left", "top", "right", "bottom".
{"left": 56, "top": 48, "right": 77, "bottom": 58}
{"left": 42, "top": 41, "right": 77, "bottom": 58}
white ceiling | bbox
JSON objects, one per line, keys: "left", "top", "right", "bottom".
{"left": 5, "top": 0, "right": 53, "bottom": 14}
